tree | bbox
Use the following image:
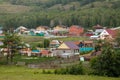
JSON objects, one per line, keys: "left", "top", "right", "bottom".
{"left": 43, "top": 39, "right": 50, "bottom": 48}
{"left": 54, "top": 62, "right": 84, "bottom": 75}
{"left": 115, "top": 30, "right": 120, "bottom": 47}
{"left": 3, "top": 32, "right": 21, "bottom": 64}
{"left": 90, "top": 42, "right": 120, "bottom": 77}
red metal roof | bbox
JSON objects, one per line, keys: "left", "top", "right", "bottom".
{"left": 106, "top": 29, "right": 117, "bottom": 37}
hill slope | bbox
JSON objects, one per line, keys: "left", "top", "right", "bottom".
{"left": 0, "top": 0, "right": 119, "bottom": 13}
{"left": 0, "top": 0, "right": 120, "bottom": 29}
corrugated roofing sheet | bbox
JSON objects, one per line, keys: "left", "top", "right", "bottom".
{"left": 64, "top": 42, "right": 79, "bottom": 49}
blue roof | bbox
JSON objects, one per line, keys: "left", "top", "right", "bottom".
{"left": 32, "top": 50, "right": 40, "bottom": 53}
{"left": 80, "top": 47, "right": 94, "bottom": 52}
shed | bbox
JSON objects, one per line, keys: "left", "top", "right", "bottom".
{"left": 40, "top": 50, "right": 52, "bottom": 57}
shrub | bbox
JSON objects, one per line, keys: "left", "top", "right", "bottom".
{"left": 54, "top": 62, "right": 84, "bottom": 75}
{"left": 80, "top": 50, "right": 92, "bottom": 55}
{"left": 42, "top": 69, "right": 52, "bottom": 74}
{"left": 90, "top": 43, "right": 120, "bottom": 77}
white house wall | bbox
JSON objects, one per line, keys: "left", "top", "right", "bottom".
{"left": 99, "top": 30, "right": 109, "bottom": 39}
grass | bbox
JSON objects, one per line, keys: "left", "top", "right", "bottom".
{"left": 21, "top": 35, "right": 88, "bottom": 43}
{"left": 20, "top": 35, "right": 89, "bottom": 46}
{"left": 0, "top": 65, "right": 119, "bottom": 80}
{"left": 13, "top": 54, "right": 56, "bottom": 64}
{"left": 21, "top": 35, "right": 44, "bottom": 43}
{"left": 0, "top": 54, "right": 56, "bottom": 65}
{"left": 51, "top": 37, "right": 89, "bottom": 42}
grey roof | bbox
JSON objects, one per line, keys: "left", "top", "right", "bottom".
{"left": 95, "top": 29, "right": 104, "bottom": 33}
{"left": 64, "top": 41, "right": 79, "bottom": 49}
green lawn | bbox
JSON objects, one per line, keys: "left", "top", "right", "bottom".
{"left": 50, "top": 37, "right": 89, "bottom": 42}
{"left": 0, "top": 66, "right": 119, "bottom": 80}
{"left": 0, "top": 54, "right": 56, "bottom": 65}
{"left": 21, "top": 35, "right": 89, "bottom": 43}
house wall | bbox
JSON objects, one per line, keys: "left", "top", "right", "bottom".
{"left": 58, "top": 43, "right": 70, "bottom": 49}
{"left": 54, "top": 26, "right": 66, "bottom": 31}
{"left": 100, "top": 30, "right": 110, "bottom": 39}
{"left": 55, "top": 49, "right": 79, "bottom": 56}
{"left": 41, "top": 54, "right": 51, "bottom": 57}
{"left": 36, "top": 27, "right": 46, "bottom": 31}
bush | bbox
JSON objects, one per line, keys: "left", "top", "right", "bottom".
{"left": 90, "top": 43, "right": 120, "bottom": 77}
{"left": 42, "top": 69, "right": 52, "bottom": 74}
{"left": 54, "top": 62, "right": 84, "bottom": 75}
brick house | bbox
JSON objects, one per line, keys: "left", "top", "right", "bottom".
{"left": 69, "top": 25, "right": 84, "bottom": 36}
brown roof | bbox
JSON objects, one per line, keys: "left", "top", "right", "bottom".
{"left": 36, "top": 26, "right": 49, "bottom": 30}
{"left": 50, "top": 40, "right": 60, "bottom": 45}
{"left": 84, "top": 41, "right": 93, "bottom": 44}
{"left": 93, "top": 24, "right": 103, "bottom": 29}
{"left": 40, "top": 50, "right": 51, "bottom": 54}
{"left": 74, "top": 41, "right": 81, "bottom": 45}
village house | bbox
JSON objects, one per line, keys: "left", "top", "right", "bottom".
{"left": 90, "top": 25, "right": 104, "bottom": 39}
{"left": 19, "top": 43, "right": 31, "bottom": 56}
{"left": 69, "top": 25, "right": 84, "bottom": 36}
{"left": 49, "top": 40, "right": 61, "bottom": 49}
{"left": 36, "top": 26, "right": 49, "bottom": 31}
{"left": 84, "top": 41, "right": 94, "bottom": 47}
{"left": 93, "top": 24, "right": 104, "bottom": 35}
{"left": 53, "top": 25, "right": 68, "bottom": 36}
{"left": 99, "top": 29, "right": 117, "bottom": 40}
{"left": 54, "top": 41, "right": 79, "bottom": 58}
{"left": 84, "top": 30, "right": 94, "bottom": 37}
{"left": 32, "top": 26, "right": 50, "bottom": 36}
{"left": 90, "top": 27, "right": 118, "bottom": 40}
{"left": 40, "top": 50, "right": 52, "bottom": 57}
{"left": 74, "top": 40, "right": 93, "bottom": 47}
{"left": 15, "top": 26, "right": 28, "bottom": 34}
{"left": 0, "top": 41, "right": 3, "bottom": 46}
{"left": 53, "top": 25, "right": 68, "bottom": 31}
{"left": 31, "top": 50, "right": 40, "bottom": 56}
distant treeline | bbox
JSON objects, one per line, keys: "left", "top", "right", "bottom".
{"left": 8, "top": 0, "right": 120, "bottom": 9}
{"left": 9, "top": 0, "right": 96, "bottom": 7}
{"left": 0, "top": 8, "right": 120, "bottom": 29}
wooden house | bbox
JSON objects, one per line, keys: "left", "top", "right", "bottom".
{"left": 55, "top": 41, "right": 79, "bottom": 58}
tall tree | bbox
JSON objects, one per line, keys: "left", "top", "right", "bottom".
{"left": 3, "top": 31, "right": 21, "bottom": 64}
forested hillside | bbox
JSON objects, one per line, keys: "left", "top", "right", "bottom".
{"left": 0, "top": 0, "right": 120, "bottom": 29}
